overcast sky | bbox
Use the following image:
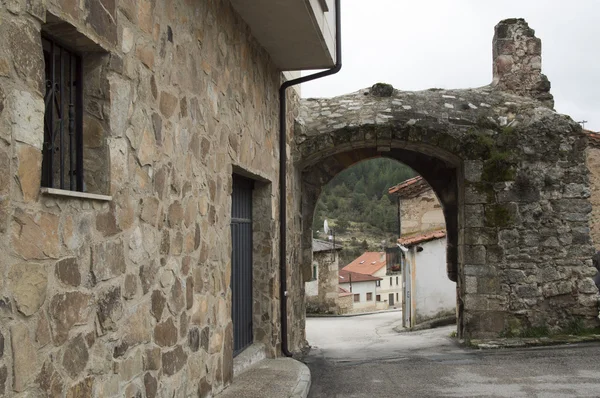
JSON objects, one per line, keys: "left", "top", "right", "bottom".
{"left": 302, "top": 0, "right": 600, "bottom": 131}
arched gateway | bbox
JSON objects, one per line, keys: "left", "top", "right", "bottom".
{"left": 295, "top": 19, "right": 599, "bottom": 338}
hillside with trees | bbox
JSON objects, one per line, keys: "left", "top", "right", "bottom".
{"left": 312, "top": 158, "right": 416, "bottom": 266}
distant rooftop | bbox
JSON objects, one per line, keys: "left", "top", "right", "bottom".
{"left": 312, "top": 239, "right": 342, "bottom": 253}
{"left": 339, "top": 269, "right": 382, "bottom": 284}
{"left": 342, "top": 252, "right": 386, "bottom": 275}
{"left": 388, "top": 176, "right": 432, "bottom": 199}
{"left": 398, "top": 230, "right": 446, "bottom": 247}
{"left": 585, "top": 130, "right": 600, "bottom": 149}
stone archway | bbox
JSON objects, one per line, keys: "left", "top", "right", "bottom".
{"left": 294, "top": 19, "right": 599, "bottom": 339}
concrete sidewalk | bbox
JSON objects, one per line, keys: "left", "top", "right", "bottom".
{"left": 216, "top": 358, "right": 311, "bottom": 398}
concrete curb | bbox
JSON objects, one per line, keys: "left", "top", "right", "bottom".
{"left": 291, "top": 360, "right": 311, "bottom": 398}
{"left": 467, "top": 334, "right": 600, "bottom": 350}
{"left": 307, "top": 308, "right": 402, "bottom": 318}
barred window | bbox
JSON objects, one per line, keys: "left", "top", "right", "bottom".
{"left": 42, "top": 35, "right": 84, "bottom": 191}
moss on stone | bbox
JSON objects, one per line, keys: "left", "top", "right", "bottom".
{"left": 462, "top": 130, "right": 495, "bottom": 159}
{"left": 482, "top": 151, "right": 516, "bottom": 183}
{"left": 485, "top": 204, "right": 514, "bottom": 228}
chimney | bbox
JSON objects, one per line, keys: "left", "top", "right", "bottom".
{"left": 492, "top": 18, "right": 554, "bottom": 108}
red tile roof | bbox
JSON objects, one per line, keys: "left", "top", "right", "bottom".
{"left": 342, "top": 252, "right": 386, "bottom": 275}
{"left": 388, "top": 176, "right": 432, "bottom": 199}
{"left": 398, "top": 230, "right": 446, "bottom": 247}
{"left": 338, "top": 286, "right": 352, "bottom": 297}
{"left": 586, "top": 130, "right": 600, "bottom": 149}
{"left": 339, "top": 270, "right": 382, "bottom": 283}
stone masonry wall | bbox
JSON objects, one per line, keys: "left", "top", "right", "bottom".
{"left": 400, "top": 190, "right": 445, "bottom": 237}
{"left": 0, "top": 0, "right": 301, "bottom": 396}
{"left": 586, "top": 142, "right": 600, "bottom": 250}
{"left": 295, "top": 19, "right": 600, "bottom": 340}
{"left": 305, "top": 250, "right": 341, "bottom": 314}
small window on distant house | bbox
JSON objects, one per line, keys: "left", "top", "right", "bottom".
{"left": 396, "top": 293, "right": 399, "bottom": 301}
{"left": 390, "top": 277, "right": 392, "bottom": 285}
{"left": 353, "top": 294, "right": 360, "bottom": 303}
{"left": 376, "top": 280, "right": 381, "bottom": 287}
{"left": 42, "top": 36, "right": 84, "bottom": 191}
{"left": 376, "top": 295, "right": 381, "bottom": 302}
{"left": 367, "top": 292, "right": 373, "bottom": 301}
{"left": 396, "top": 276, "right": 399, "bottom": 286}
{"left": 312, "top": 264, "right": 317, "bottom": 280}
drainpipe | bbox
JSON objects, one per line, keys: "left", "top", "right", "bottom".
{"left": 279, "top": 0, "right": 342, "bottom": 357}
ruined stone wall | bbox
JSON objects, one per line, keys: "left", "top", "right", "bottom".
{"left": 586, "top": 143, "right": 600, "bottom": 250}
{"left": 305, "top": 250, "right": 341, "bottom": 314}
{"left": 400, "top": 190, "right": 445, "bottom": 237}
{"left": 0, "top": 0, "right": 300, "bottom": 396}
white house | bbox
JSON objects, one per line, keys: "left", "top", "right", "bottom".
{"left": 400, "top": 230, "right": 456, "bottom": 328}
{"left": 342, "top": 252, "right": 403, "bottom": 309}
{"left": 338, "top": 270, "right": 383, "bottom": 312}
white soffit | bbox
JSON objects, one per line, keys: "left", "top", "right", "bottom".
{"left": 230, "top": 0, "right": 335, "bottom": 70}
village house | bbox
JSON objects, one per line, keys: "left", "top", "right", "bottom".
{"left": 388, "top": 176, "right": 445, "bottom": 237}
{"left": 399, "top": 230, "right": 456, "bottom": 328}
{"left": 0, "top": 0, "right": 338, "bottom": 396}
{"left": 338, "top": 270, "right": 383, "bottom": 313}
{"left": 342, "top": 252, "right": 403, "bottom": 310}
{"left": 304, "top": 239, "right": 344, "bottom": 315}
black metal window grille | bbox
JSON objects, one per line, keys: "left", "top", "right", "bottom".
{"left": 42, "top": 35, "right": 84, "bottom": 191}
{"left": 231, "top": 175, "right": 254, "bottom": 357}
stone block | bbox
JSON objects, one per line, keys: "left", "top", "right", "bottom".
{"left": 144, "top": 347, "right": 161, "bottom": 371}
{"left": 161, "top": 345, "right": 187, "bottom": 376}
{"left": 464, "top": 205, "right": 484, "bottom": 228}
{"left": 144, "top": 372, "right": 158, "bottom": 398}
{"left": 160, "top": 92, "right": 178, "bottom": 119}
{"left": 140, "top": 260, "right": 159, "bottom": 294}
{"left": 464, "top": 245, "right": 486, "bottom": 265}
{"left": 7, "top": 90, "right": 45, "bottom": 147}
{"left": 122, "top": 302, "right": 152, "bottom": 346}
{"left": 87, "top": 0, "right": 117, "bottom": 44}
{"left": 62, "top": 334, "right": 89, "bottom": 378}
{"left": 55, "top": 257, "right": 81, "bottom": 287}
{"left": 6, "top": 20, "right": 44, "bottom": 92}
{"left": 11, "top": 208, "right": 60, "bottom": 259}
{"left": 66, "top": 377, "right": 94, "bottom": 398}
{"left": 97, "top": 286, "right": 124, "bottom": 332}
{"left": 180, "top": 312, "right": 189, "bottom": 339}
{"left": 124, "top": 274, "right": 138, "bottom": 299}
{"left": 119, "top": 349, "right": 143, "bottom": 382}
{"left": 9, "top": 262, "right": 48, "bottom": 316}
{"left": 92, "top": 239, "right": 125, "bottom": 282}
{"left": 49, "top": 291, "right": 91, "bottom": 345}
{"left": 95, "top": 211, "right": 120, "bottom": 237}
{"left": 36, "top": 361, "right": 64, "bottom": 397}
{"left": 141, "top": 197, "right": 160, "bottom": 226}
{"left": 16, "top": 143, "right": 42, "bottom": 202}
{"left": 11, "top": 322, "right": 37, "bottom": 391}
{"left": 154, "top": 317, "right": 178, "bottom": 347}
{"left": 168, "top": 200, "right": 184, "bottom": 227}
{"left": 0, "top": 365, "right": 7, "bottom": 396}
{"left": 169, "top": 278, "right": 185, "bottom": 315}
{"left": 0, "top": 330, "right": 3, "bottom": 358}
{"left": 108, "top": 76, "right": 132, "bottom": 137}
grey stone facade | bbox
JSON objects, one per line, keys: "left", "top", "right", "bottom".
{"left": 0, "top": 0, "right": 305, "bottom": 396}
{"left": 296, "top": 19, "right": 600, "bottom": 339}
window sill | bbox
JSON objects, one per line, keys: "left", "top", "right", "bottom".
{"left": 41, "top": 187, "right": 112, "bottom": 201}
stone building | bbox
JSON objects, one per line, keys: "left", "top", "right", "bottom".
{"left": 388, "top": 176, "right": 446, "bottom": 237}
{"left": 305, "top": 239, "right": 345, "bottom": 315}
{"left": 0, "top": 0, "right": 337, "bottom": 396}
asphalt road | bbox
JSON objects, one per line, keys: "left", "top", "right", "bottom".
{"left": 304, "top": 311, "right": 600, "bottom": 398}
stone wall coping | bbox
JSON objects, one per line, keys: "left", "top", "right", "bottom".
{"left": 40, "top": 187, "right": 112, "bottom": 201}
